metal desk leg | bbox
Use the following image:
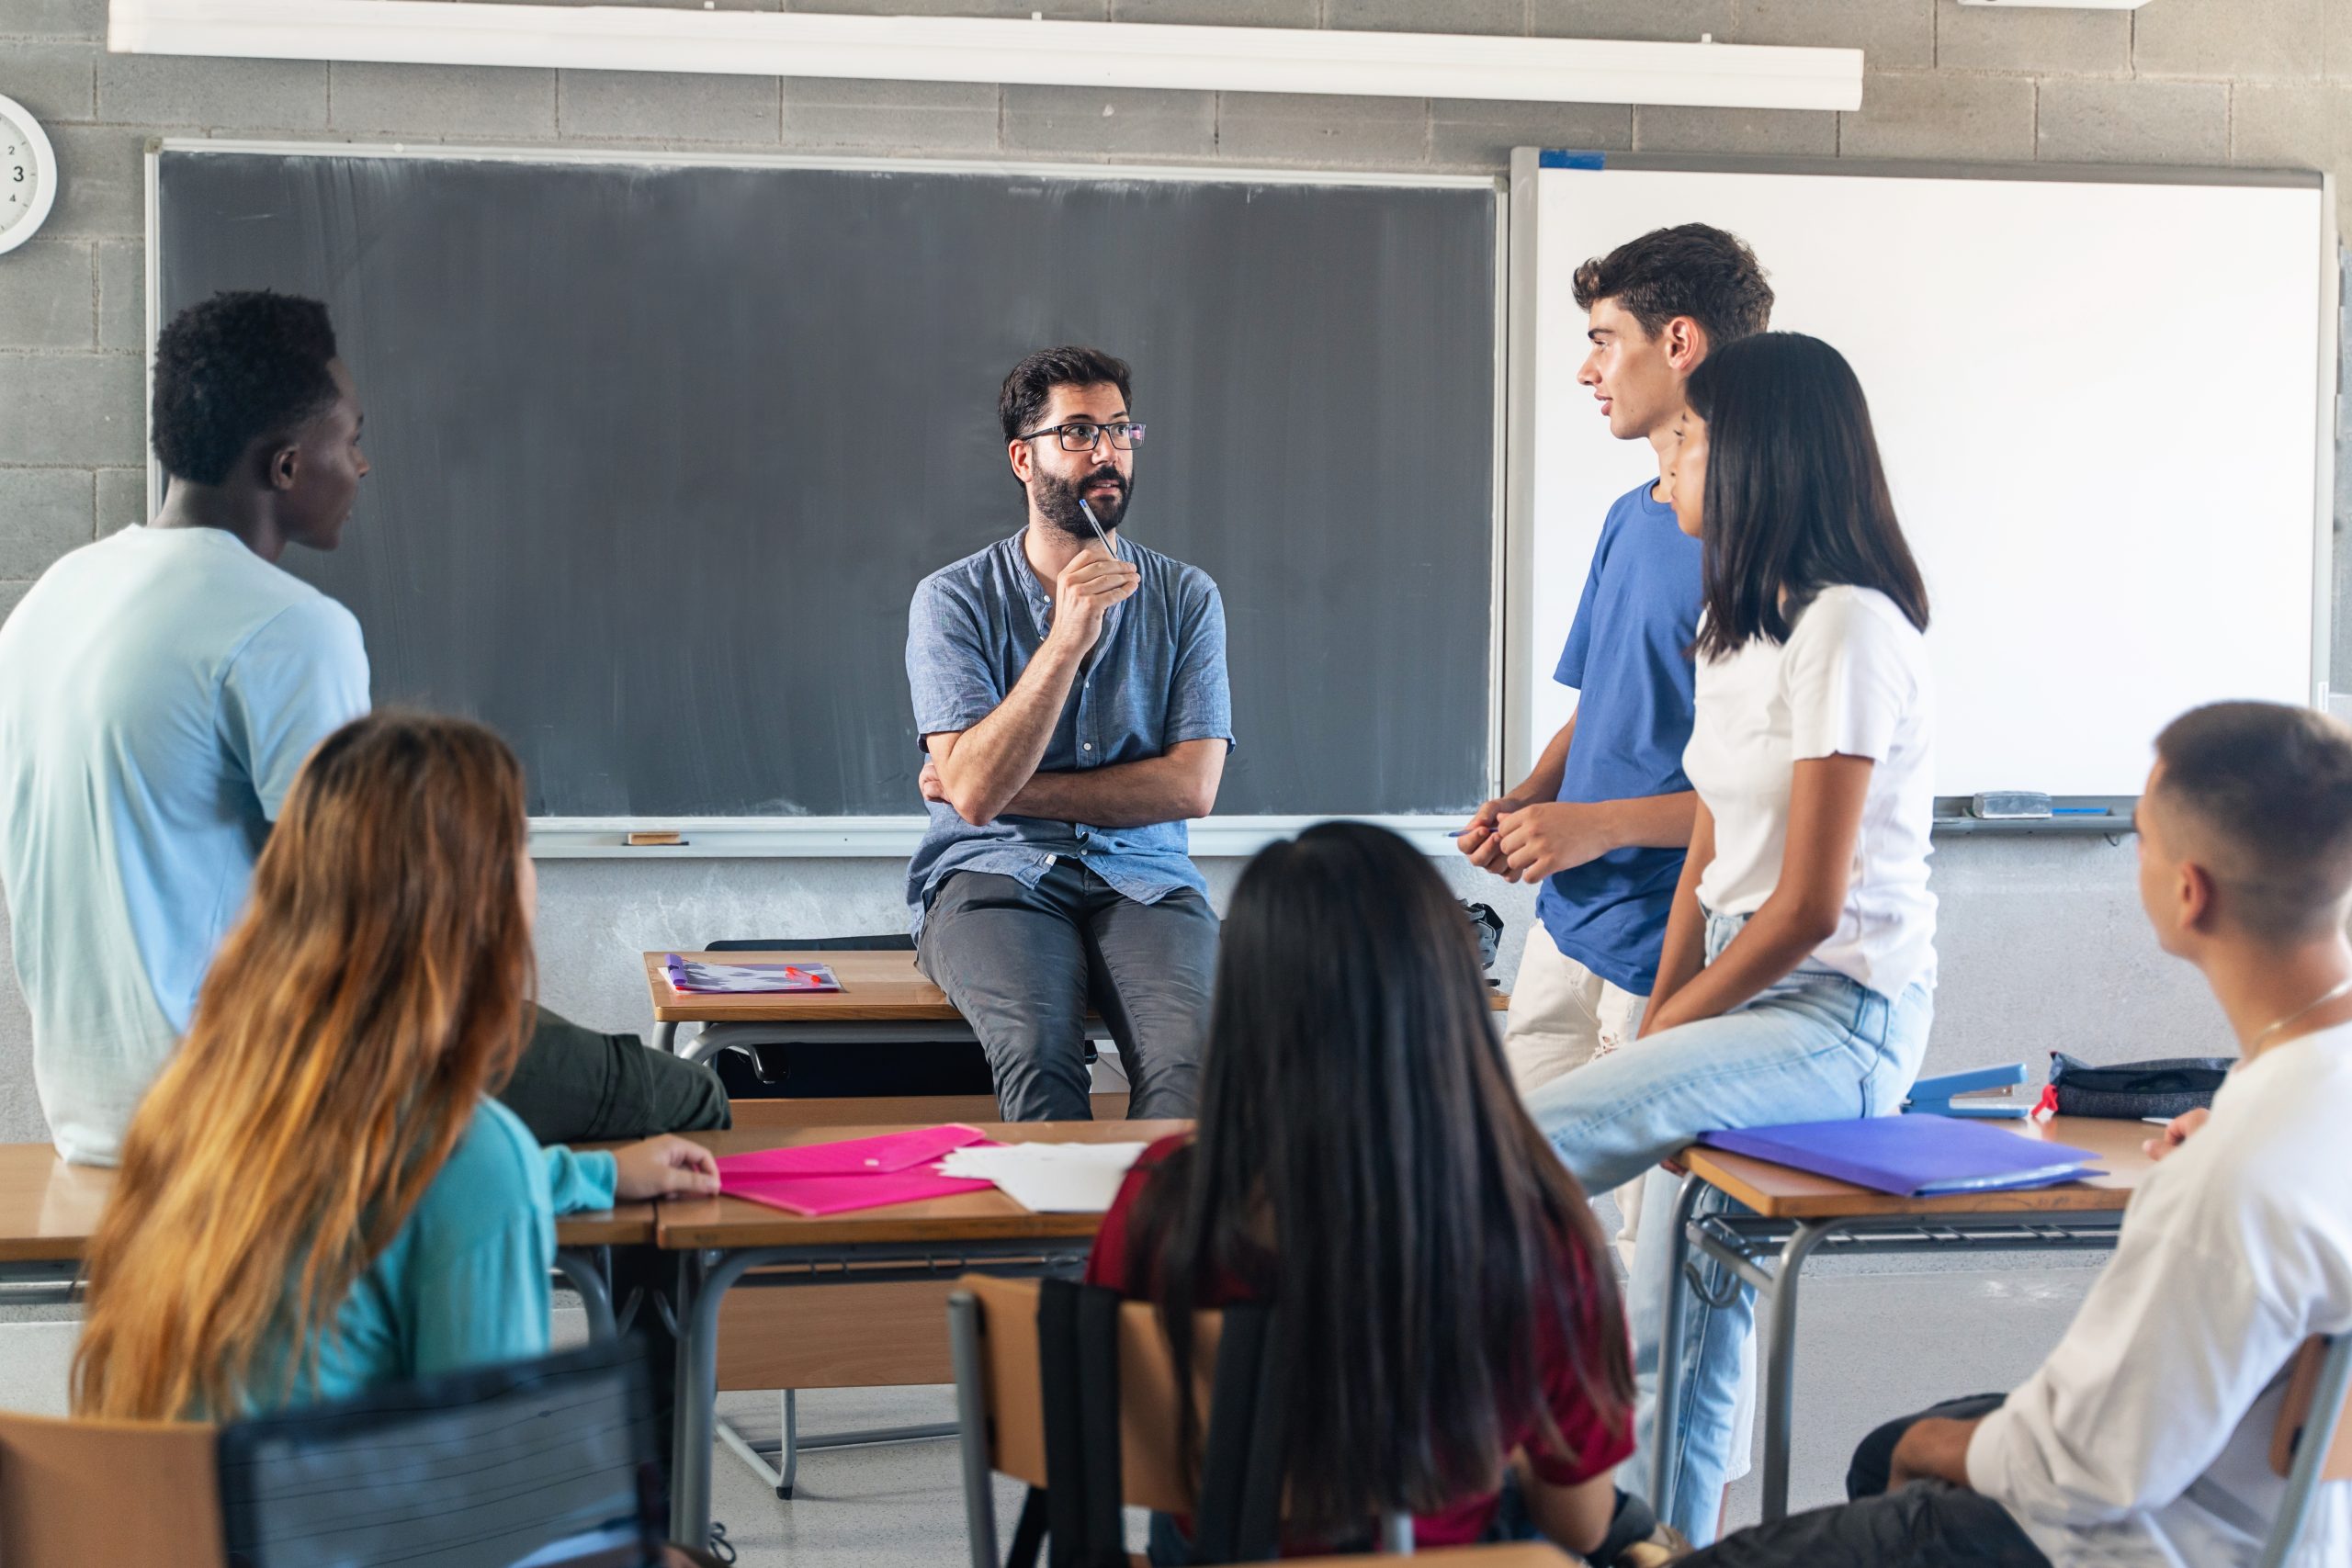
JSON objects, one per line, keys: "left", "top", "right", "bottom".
{"left": 553, "top": 1247, "right": 616, "bottom": 1341}
{"left": 1759, "top": 1221, "right": 1841, "bottom": 1522}
{"left": 673, "top": 1247, "right": 769, "bottom": 1549}
{"left": 1648, "top": 1172, "right": 1707, "bottom": 1518}
{"left": 655, "top": 1021, "right": 679, "bottom": 1055}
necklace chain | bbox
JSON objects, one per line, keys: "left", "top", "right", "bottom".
{"left": 2250, "top": 973, "right": 2352, "bottom": 1053}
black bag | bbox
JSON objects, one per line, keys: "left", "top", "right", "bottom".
{"left": 1463, "top": 902, "right": 1504, "bottom": 972}
{"left": 2045, "top": 1052, "right": 2231, "bottom": 1121}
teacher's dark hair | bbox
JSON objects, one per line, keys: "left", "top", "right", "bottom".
{"left": 1125, "top": 822, "right": 1634, "bottom": 1540}
{"left": 998, "top": 344, "right": 1133, "bottom": 446}
{"left": 151, "top": 291, "right": 341, "bottom": 487}
{"left": 1687, "top": 332, "right": 1929, "bottom": 661}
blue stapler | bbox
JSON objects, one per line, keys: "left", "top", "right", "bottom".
{"left": 1903, "top": 1063, "right": 2030, "bottom": 1119}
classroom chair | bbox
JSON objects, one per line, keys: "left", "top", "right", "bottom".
{"left": 949, "top": 1273, "right": 1574, "bottom": 1565}
{"left": 2258, "top": 1331, "right": 2352, "bottom": 1568}
{"left": 0, "top": 1339, "right": 665, "bottom": 1568}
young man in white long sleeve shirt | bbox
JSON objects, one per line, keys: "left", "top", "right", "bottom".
{"left": 1684, "top": 699, "right": 2352, "bottom": 1568}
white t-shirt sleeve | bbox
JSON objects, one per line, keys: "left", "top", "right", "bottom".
{"left": 1781, "top": 590, "right": 1919, "bottom": 763}
{"left": 1963, "top": 1123, "right": 2318, "bottom": 1526}
{"left": 220, "top": 596, "right": 372, "bottom": 820}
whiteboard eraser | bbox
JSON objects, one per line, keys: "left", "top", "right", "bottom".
{"left": 1971, "top": 791, "right": 2052, "bottom": 819}
{"left": 625, "top": 830, "right": 687, "bottom": 846}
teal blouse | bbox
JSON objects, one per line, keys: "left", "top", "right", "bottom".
{"left": 249, "top": 1097, "right": 618, "bottom": 1414}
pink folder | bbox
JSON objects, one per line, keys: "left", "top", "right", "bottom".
{"left": 716, "top": 1124, "right": 988, "bottom": 1180}
{"left": 723, "top": 1166, "right": 998, "bottom": 1218}
{"left": 716, "top": 1124, "right": 999, "bottom": 1217}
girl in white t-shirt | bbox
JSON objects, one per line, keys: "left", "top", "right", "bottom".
{"left": 1525, "top": 332, "right": 1938, "bottom": 1545}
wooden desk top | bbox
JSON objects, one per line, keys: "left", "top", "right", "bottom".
{"left": 648, "top": 950, "right": 966, "bottom": 1024}
{"left": 1678, "top": 1115, "right": 2159, "bottom": 1221}
{"left": 0, "top": 1142, "right": 656, "bottom": 1261}
{"left": 645, "top": 950, "right": 1510, "bottom": 1023}
{"left": 657, "top": 1119, "right": 1189, "bottom": 1250}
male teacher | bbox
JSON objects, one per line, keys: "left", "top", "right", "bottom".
{"left": 907, "top": 346, "right": 1231, "bottom": 1122}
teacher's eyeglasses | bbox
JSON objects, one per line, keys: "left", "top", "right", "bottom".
{"left": 1019, "top": 422, "right": 1147, "bottom": 452}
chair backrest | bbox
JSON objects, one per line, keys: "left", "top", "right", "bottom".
{"left": 956, "top": 1271, "right": 1222, "bottom": 1517}
{"left": 2258, "top": 1333, "right": 2352, "bottom": 1568}
{"left": 2, "top": 1344, "right": 660, "bottom": 1568}
{"left": 217, "top": 1338, "right": 663, "bottom": 1568}
{"left": 2269, "top": 1334, "right": 2352, "bottom": 1483}
{"left": 0, "top": 1409, "right": 227, "bottom": 1568}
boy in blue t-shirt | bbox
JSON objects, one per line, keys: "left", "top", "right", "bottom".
{"left": 1459, "top": 223, "right": 1772, "bottom": 1258}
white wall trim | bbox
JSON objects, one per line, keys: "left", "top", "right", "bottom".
{"left": 108, "top": 0, "right": 1863, "bottom": 112}
{"left": 526, "top": 816, "right": 1470, "bottom": 860}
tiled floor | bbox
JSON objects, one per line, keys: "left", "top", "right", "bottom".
{"left": 0, "top": 1255, "right": 2099, "bottom": 1563}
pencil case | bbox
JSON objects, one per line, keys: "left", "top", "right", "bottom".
{"left": 2043, "top": 1052, "right": 2231, "bottom": 1121}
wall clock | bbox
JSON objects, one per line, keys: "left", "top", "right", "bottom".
{"left": 0, "top": 94, "right": 59, "bottom": 256}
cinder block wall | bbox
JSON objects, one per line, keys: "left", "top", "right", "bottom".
{"left": 0, "top": 0, "right": 2318, "bottom": 1141}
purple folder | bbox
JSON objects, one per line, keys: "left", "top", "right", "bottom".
{"left": 1698, "top": 1116, "right": 2103, "bottom": 1198}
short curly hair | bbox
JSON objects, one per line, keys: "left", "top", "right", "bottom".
{"left": 151, "top": 291, "right": 342, "bottom": 486}
{"left": 1572, "top": 224, "right": 1773, "bottom": 349}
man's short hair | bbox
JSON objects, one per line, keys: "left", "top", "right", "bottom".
{"left": 1571, "top": 224, "right": 1774, "bottom": 348}
{"left": 998, "top": 346, "right": 1133, "bottom": 446}
{"left": 151, "top": 291, "right": 341, "bottom": 487}
{"left": 2153, "top": 701, "right": 2352, "bottom": 940}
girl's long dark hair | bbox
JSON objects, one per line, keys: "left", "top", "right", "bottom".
{"left": 1127, "top": 823, "right": 1634, "bottom": 1540}
{"left": 1688, "top": 331, "right": 1929, "bottom": 661}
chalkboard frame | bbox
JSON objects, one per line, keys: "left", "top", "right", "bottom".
{"left": 146, "top": 140, "right": 1512, "bottom": 858}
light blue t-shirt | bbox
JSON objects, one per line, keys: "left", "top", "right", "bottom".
{"left": 903, "top": 531, "right": 1234, "bottom": 936}
{"left": 1535, "top": 480, "right": 1704, "bottom": 995}
{"left": 0, "top": 525, "right": 370, "bottom": 1163}
{"left": 243, "top": 1098, "right": 618, "bottom": 1416}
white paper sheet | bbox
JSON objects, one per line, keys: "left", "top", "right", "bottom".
{"left": 935, "top": 1142, "right": 1150, "bottom": 1213}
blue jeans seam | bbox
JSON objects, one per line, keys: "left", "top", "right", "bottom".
{"left": 1544, "top": 1022, "right": 1878, "bottom": 1153}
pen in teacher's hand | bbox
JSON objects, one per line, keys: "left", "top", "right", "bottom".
{"left": 1079, "top": 496, "right": 1119, "bottom": 558}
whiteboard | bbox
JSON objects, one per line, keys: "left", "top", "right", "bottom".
{"left": 1510, "top": 157, "right": 2333, "bottom": 798}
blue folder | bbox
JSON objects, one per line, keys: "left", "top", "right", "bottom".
{"left": 1698, "top": 1115, "right": 2103, "bottom": 1198}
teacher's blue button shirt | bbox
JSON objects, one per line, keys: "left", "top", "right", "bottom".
{"left": 904, "top": 531, "right": 1233, "bottom": 936}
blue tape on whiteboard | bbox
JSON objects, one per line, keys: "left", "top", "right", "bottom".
{"left": 1539, "top": 150, "right": 1608, "bottom": 170}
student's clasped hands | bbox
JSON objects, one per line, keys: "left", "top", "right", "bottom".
{"left": 611, "top": 1134, "right": 722, "bottom": 1199}
{"left": 1457, "top": 795, "right": 1616, "bottom": 884}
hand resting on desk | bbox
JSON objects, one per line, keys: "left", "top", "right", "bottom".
{"left": 612, "top": 1134, "right": 720, "bottom": 1200}
{"left": 2142, "top": 1106, "right": 2210, "bottom": 1164}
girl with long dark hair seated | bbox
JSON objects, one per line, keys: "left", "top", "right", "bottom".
{"left": 74, "top": 711, "right": 718, "bottom": 1420}
{"left": 1086, "top": 821, "right": 1639, "bottom": 1558}
{"left": 1525, "top": 332, "right": 1939, "bottom": 1544}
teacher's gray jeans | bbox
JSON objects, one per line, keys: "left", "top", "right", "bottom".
{"left": 918, "top": 862, "right": 1216, "bottom": 1122}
